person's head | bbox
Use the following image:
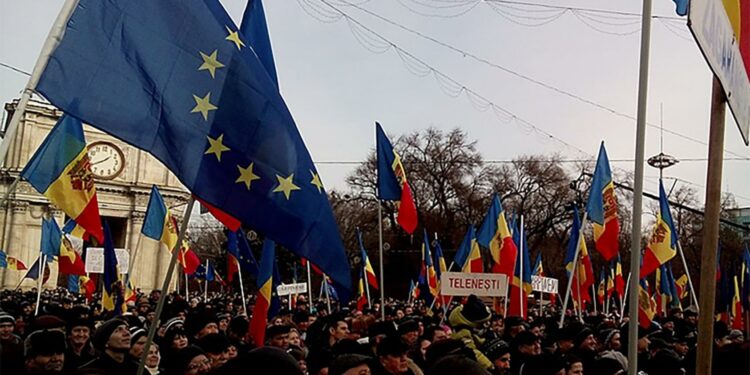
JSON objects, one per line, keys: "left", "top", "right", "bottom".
{"left": 483, "top": 338, "right": 511, "bottom": 373}
{"left": 556, "top": 326, "right": 576, "bottom": 354}
{"left": 328, "top": 317, "right": 350, "bottom": 344}
{"left": 93, "top": 319, "right": 130, "bottom": 354}
{"left": 597, "top": 329, "right": 621, "bottom": 351}
{"left": 505, "top": 317, "right": 527, "bottom": 338}
{"left": 329, "top": 353, "right": 372, "bottom": 375}
{"left": 197, "top": 333, "right": 231, "bottom": 369}
{"left": 163, "top": 320, "right": 189, "bottom": 350}
{"left": 24, "top": 329, "right": 66, "bottom": 374}
{"left": 672, "top": 336, "right": 689, "bottom": 356}
{"left": 728, "top": 329, "right": 744, "bottom": 344}
{"left": 490, "top": 314, "right": 505, "bottom": 334}
{"left": 661, "top": 318, "right": 675, "bottom": 332}
{"left": 684, "top": 308, "right": 698, "bottom": 325}
{"left": 429, "top": 355, "right": 489, "bottom": 375}
{"left": 575, "top": 328, "right": 596, "bottom": 352}
{"left": 216, "top": 313, "right": 230, "bottom": 332}
{"left": 146, "top": 343, "right": 160, "bottom": 369}
{"left": 514, "top": 331, "right": 541, "bottom": 356}
{"left": 266, "top": 324, "right": 292, "bottom": 350}
{"left": 0, "top": 312, "right": 15, "bottom": 340}
{"left": 564, "top": 354, "right": 583, "bottom": 375}
{"left": 519, "top": 353, "right": 565, "bottom": 375}
{"left": 288, "top": 327, "right": 302, "bottom": 347}
{"left": 377, "top": 336, "right": 409, "bottom": 374}
{"left": 713, "top": 321, "right": 731, "bottom": 348}
{"left": 129, "top": 327, "right": 148, "bottom": 359}
{"left": 67, "top": 318, "right": 92, "bottom": 348}
{"left": 175, "top": 346, "right": 211, "bottom": 375}
{"left": 187, "top": 311, "right": 219, "bottom": 340}
{"left": 397, "top": 320, "right": 419, "bottom": 347}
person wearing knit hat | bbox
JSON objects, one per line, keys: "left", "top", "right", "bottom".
{"left": 186, "top": 310, "right": 218, "bottom": 340}
{"left": 329, "top": 353, "right": 372, "bottom": 375}
{"left": 510, "top": 331, "right": 541, "bottom": 375}
{"left": 1, "top": 311, "right": 24, "bottom": 375}
{"left": 447, "top": 295, "right": 492, "bottom": 370}
{"left": 502, "top": 317, "right": 527, "bottom": 341}
{"left": 481, "top": 338, "right": 511, "bottom": 374}
{"left": 518, "top": 352, "right": 564, "bottom": 375}
{"left": 129, "top": 326, "right": 149, "bottom": 362}
{"left": 23, "top": 329, "right": 66, "bottom": 374}
{"left": 596, "top": 328, "right": 621, "bottom": 351}
{"left": 64, "top": 317, "right": 95, "bottom": 372}
{"left": 216, "top": 312, "right": 230, "bottom": 334}
{"left": 196, "top": 333, "right": 231, "bottom": 370}
{"left": 571, "top": 327, "right": 597, "bottom": 374}
{"left": 80, "top": 318, "right": 138, "bottom": 375}
{"left": 592, "top": 350, "right": 628, "bottom": 375}
{"left": 171, "top": 345, "right": 211, "bottom": 375}
{"left": 397, "top": 319, "right": 420, "bottom": 347}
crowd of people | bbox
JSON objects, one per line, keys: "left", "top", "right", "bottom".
{"left": 0, "top": 287, "right": 748, "bottom": 375}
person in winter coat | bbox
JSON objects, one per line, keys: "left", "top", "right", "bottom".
{"left": 447, "top": 294, "right": 493, "bottom": 370}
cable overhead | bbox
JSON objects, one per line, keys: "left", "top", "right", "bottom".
{"left": 331, "top": 0, "right": 749, "bottom": 161}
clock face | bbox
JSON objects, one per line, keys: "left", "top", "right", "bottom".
{"left": 87, "top": 141, "right": 125, "bottom": 180}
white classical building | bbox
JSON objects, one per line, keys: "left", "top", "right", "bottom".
{"left": 0, "top": 98, "right": 190, "bottom": 291}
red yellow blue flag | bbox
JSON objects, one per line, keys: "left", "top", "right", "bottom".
{"left": 21, "top": 115, "right": 103, "bottom": 243}
{"left": 638, "top": 278, "right": 656, "bottom": 328}
{"left": 248, "top": 238, "right": 275, "bottom": 346}
{"left": 454, "top": 225, "right": 483, "bottom": 273}
{"left": 376, "top": 123, "right": 418, "bottom": 234}
{"left": 586, "top": 142, "right": 619, "bottom": 261}
{"left": 477, "top": 194, "right": 517, "bottom": 278}
{"left": 641, "top": 180, "right": 678, "bottom": 278}
{"left": 357, "top": 229, "right": 378, "bottom": 289}
{"left": 142, "top": 185, "right": 179, "bottom": 251}
{"left": 101, "top": 221, "right": 125, "bottom": 314}
{"left": 421, "top": 230, "right": 439, "bottom": 299}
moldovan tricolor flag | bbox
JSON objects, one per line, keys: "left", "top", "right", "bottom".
{"left": 21, "top": 115, "right": 103, "bottom": 243}
{"left": 731, "top": 274, "right": 743, "bottom": 329}
{"left": 142, "top": 186, "right": 179, "bottom": 251}
{"left": 43, "top": 218, "right": 86, "bottom": 276}
{"left": 357, "top": 268, "right": 368, "bottom": 311}
{"left": 357, "top": 229, "right": 378, "bottom": 289}
{"left": 178, "top": 240, "right": 201, "bottom": 275}
{"left": 586, "top": 142, "right": 619, "bottom": 261}
{"left": 638, "top": 278, "right": 657, "bottom": 329}
{"left": 614, "top": 254, "right": 625, "bottom": 298}
{"left": 4, "top": 254, "right": 27, "bottom": 271}
{"left": 421, "top": 230, "right": 439, "bottom": 299}
{"left": 454, "top": 225, "right": 483, "bottom": 273}
{"left": 641, "top": 180, "right": 678, "bottom": 278}
{"left": 564, "top": 206, "right": 594, "bottom": 306}
{"left": 376, "top": 123, "right": 418, "bottom": 234}
{"left": 248, "top": 238, "right": 275, "bottom": 346}
{"left": 101, "top": 222, "right": 125, "bottom": 314}
{"left": 508, "top": 218, "right": 532, "bottom": 318}
{"left": 477, "top": 194, "right": 517, "bottom": 278}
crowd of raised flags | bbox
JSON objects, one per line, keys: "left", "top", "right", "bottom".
{"left": 0, "top": 0, "right": 748, "bottom": 359}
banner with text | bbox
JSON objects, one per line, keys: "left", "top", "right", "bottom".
{"left": 440, "top": 272, "right": 508, "bottom": 297}
{"left": 84, "top": 248, "right": 130, "bottom": 274}
{"left": 531, "top": 275, "right": 559, "bottom": 294}
{"left": 277, "top": 282, "right": 308, "bottom": 296}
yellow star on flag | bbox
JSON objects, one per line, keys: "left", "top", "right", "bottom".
{"left": 310, "top": 170, "right": 324, "bottom": 193}
{"left": 273, "top": 174, "right": 301, "bottom": 200}
{"left": 198, "top": 50, "right": 225, "bottom": 78}
{"left": 205, "top": 134, "right": 230, "bottom": 161}
{"left": 191, "top": 92, "right": 217, "bottom": 121}
{"left": 236, "top": 163, "right": 261, "bottom": 190}
{"left": 225, "top": 26, "right": 245, "bottom": 50}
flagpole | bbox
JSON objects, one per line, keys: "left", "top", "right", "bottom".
{"left": 203, "top": 259, "right": 209, "bottom": 302}
{"left": 519, "top": 215, "right": 524, "bottom": 319}
{"left": 576, "top": 273, "right": 583, "bottom": 321}
{"left": 236, "top": 258, "right": 247, "bottom": 315}
{"left": 0, "top": 0, "right": 80, "bottom": 166}
{"left": 592, "top": 283, "right": 598, "bottom": 315}
{"left": 125, "top": 233, "right": 143, "bottom": 288}
{"left": 559, "top": 210, "right": 588, "bottom": 328}
{"left": 620, "top": 271, "right": 632, "bottom": 321}
{"left": 323, "top": 274, "right": 332, "bottom": 314}
{"left": 675, "top": 240, "right": 699, "bottom": 310}
{"left": 182, "top": 249, "right": 189, "bottom": 299}
{"left": 34, "top": 254, "right": 45, "bottom": 316}
{"left": 364, "top": 266, "right": 372, "bottom": 309}
{"left": 306, "top": 260, "right": 313, "bottom": 308}
{"left": 377, "top": 201, "right": 385, "bottom": 320}
{"left": 137, "top": 197, "right": 194, "bottom": 375}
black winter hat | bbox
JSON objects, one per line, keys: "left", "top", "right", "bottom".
{"left": 482, "top": 338, "right": 511, "bottom": 361}
{"left": 461, "top": 295, "right": 491, "bottom": 323}
{"left": 92, "top": 318, "right": 128, "bottom": 352}
{"left": 24, "top": 329, "right": 66, "bottom": 357}
{"left": 397, "top": 319, "right": 419, "bottom": 335}
{"left": 329, "top": 354, "right": 372, "bottom": 375}
{"left": 172, "top": 345, "right": 207, "bottom": 374}
{"left": 197, "top": 333, "right": 230, "bottom": 354}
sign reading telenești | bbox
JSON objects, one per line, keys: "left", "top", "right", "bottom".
{"left": 276, "top": 282, "right": 308, "bottom": 296}
{"left": 690, "top": 0, "right": 750, "bottom": 145}
{"left": 440, "top": 272, "right": 508, "bottom": 297}
{"left": 531, "top": 276, "right": 559, "bottom": 294}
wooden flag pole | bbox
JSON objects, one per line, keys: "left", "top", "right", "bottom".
{"left": 136, "top": 197, "right": 194, "bottom": 375}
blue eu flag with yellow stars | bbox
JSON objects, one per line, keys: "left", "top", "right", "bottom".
{"left": 36, "top": 0, "right": 352, "bottom": 298}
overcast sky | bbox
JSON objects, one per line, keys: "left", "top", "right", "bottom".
{"left": 1, "top": 0, "right": 748, "bottom": 211}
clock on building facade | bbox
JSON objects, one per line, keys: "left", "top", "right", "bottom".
{"left": 87, "top": 141, "right": 125, "bottom": 179}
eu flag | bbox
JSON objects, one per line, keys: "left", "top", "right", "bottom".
{"left": 36, "top": 0, "right": 351, "bottom": 297}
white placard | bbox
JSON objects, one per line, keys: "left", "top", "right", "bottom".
{"left": 531, "top": 275, "right": 558, "bottom": 294}
{"left": 84, "top": 248, "right": 129, "bottom": 274}
{"left": 276, "top": 282, "right": 308, "bottom": 296}
{"left": 440, "top": 272, "right": 508, "bottom": 297}
{"left": 690, "top": 0, "right": 750, "bottom": 144}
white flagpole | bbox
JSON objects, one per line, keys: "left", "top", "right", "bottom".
{"left": 519, "top": 215, "right": 525, "bottom": 319}
{"left": 306, "top": 260, "right": 313, "bottom": 306}
{"left": 236, "top": 258, "right": 247, "bottom": 315}
{"left": 620, "top": 271, "right": 632, "bottom": 319}
{"left": 592, "top": 282, "right": 598, "bottom": 315}
{"left": 323, "top": 274, "right": 332, "bottom": 314}
{"left": 377, "top": 202, "right": 385, "bottom": 320}
{"left": 203, "top": 259, "right": 209, "bottom": 302}
{"left": 0, "top": 0, "right": 80, "bottom": 166}
{"left": 676, "top": 241, "right": 699, "bottom": 310}
{"left": 34, "top": 254, "right": 46, "bottom": 316}
{"left": 559, "top": 211, "right": 588, "bottom": 328}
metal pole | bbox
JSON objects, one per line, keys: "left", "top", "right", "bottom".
{"left": 183, "top": 249, "right": 189, "bottom": 299}
{"left": 236, "top": 258, "right": 247, "bottom": 315}
{"left": 576, "top": 274, "right": 583, "bottom": 320}
{"left": 558, "top": 211, "right": 588, "bottom": 328}
{"left": 675, "top": 240, "right": 699, "bottom": 310}
{"left": 34, "top": 254, "right": 45, "bottom": 316}
{"left": 695, "top": 76, "right": 726, "bottom": 374}
{"left": 125, "top": 234, "right": 144, "bottom": 288}
{"left": 136, "top": 197, "right": 195, "bottom": 375}
{"left": 0, "top": 0, "right": 80, "bottom": 166}
{"left": 323, "top": 274, "right": 332, "bottom": 314}
{"left": 364, "top": 264, "right": 372, "bottom": 308}
{"left": 519, "top": 215, "right": 524, "bottom": 319}
{"left": 378, "top": 201, "right": 385, "bottom": 320}
{"left": 627, "top": 0, "right": 652, "bottom": 372}
{"left": 592, "top": 283, "right": 598, "bottom": 315}
{"left": 620, "top": 271, "right": 631, "bottom": 319}
{"left": 203, "top": 259, "right": 209, "bottom": 302}
{"left": 306, "top": 260, "right": 313, "bottom": 307}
